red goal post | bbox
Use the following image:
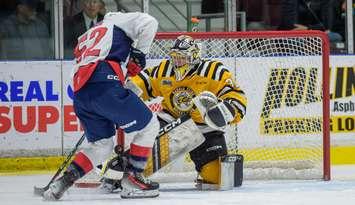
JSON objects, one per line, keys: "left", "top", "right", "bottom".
{"left": 149, "top": 30, "right": 330, "bottom": 181}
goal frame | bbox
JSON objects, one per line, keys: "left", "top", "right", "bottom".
{"left": 153, "top": 30, "right": 330, "bottom": 180}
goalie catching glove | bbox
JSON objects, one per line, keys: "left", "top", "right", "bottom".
{"left": 193, "top": 91, "right": 236, "bottom": 131}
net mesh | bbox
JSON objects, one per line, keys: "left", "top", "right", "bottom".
{"left": 149, "top": 37, "right": 322, "bottom": 59}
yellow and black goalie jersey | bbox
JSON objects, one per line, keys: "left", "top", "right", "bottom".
{"left": 131, "top": 59, "right": 247, "bottom": 125}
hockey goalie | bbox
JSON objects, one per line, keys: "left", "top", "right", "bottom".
{"left": 100, "top": 35, "right": 247, "bottom": 192}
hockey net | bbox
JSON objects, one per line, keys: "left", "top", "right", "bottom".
{"left": 149, "top": 30, "right": 330, "bottom": 181}
{"left": 77, "top": 30, "right": 330, "bottom": 186}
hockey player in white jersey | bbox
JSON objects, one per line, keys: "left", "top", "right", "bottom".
{"left": 43, "top": 12, "right": 159, "bottom": 200}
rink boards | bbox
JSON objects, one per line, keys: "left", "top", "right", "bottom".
{"left": 0, "top": 55, "right": 354, "bottom": 173}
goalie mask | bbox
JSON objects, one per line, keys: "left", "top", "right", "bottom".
{"left": 169, "top": 35, "right": 201, "bottom": 81}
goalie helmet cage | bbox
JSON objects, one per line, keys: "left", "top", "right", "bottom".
{"left": 149, "top": 30, "right": 330, "bottom": 181}
{"left": 75, "top": 30, "right": 330, "bottom": 187}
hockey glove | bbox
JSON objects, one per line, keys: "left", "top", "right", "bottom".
{"left": 192, "top": 91, "right": 219, "bottom": 117}
{"left": 204, "top": 101, "right": 235, "bottom": 131}
{"left": 130, "top": 47, "right": 146, "bottom": 69}
{"left": 193, "top": 91, "right": 235, "bottom": 131}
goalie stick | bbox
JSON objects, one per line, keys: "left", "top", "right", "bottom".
{"left": 33, "top": 133, "right": 86, "bottom": 196}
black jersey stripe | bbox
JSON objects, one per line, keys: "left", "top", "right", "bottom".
{"left": 219, "top": 89, "right": 244, "bottom": 98}
{"left": 161, "top": 60, "right": 170, "bottom": 77}
{"left": 217, "top": 85, "right": 245, "bottom": 97}
{"left": 157, "top": 60, "right": 168, "bottom": 78}
{"left": 138, "top": 73, "right": 150, "bottom": 89}
{"left": 196, "top": 61, "right": 207, "bottom": 75}
{"left": 142, "top": 69, "right": 150, "bottom": 76}
{"left": 211, "top": 62, "right": 223, "bottom": 80}
{"left": 151, "top": 66, "right": 159, "bottom": 78}
{"left": 217, "top": 85, "right": 234, "bottom": 97}
{"left": 203, "top": 61, "right": 215, "bottom": 77}
{"left": 199, "top": 61, "right": 212, "bottom": 77}
{"left": 225, "top": 97, "right": 246, "bottom": 117}
{"left": 218, "top": 68, "right": 228, "bottom": 81}
{"left": 235, "top": 89, "right": 245, "bottom": 95}
{"left": 166, "top": 62, "right": 174, "bottom": 77}
{"left": 205, "top": 61, "right": 218, "bottom": 77}
{"left": 138, "top": 73, "right": 154, "bottom": 98}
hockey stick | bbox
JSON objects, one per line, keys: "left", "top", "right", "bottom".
{"left": 157, "top": 114, "right": 190, "bottom": 137}
{"left": 33, "top": 133, "right": 86, "bottom": 196}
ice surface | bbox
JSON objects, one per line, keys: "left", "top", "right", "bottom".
{"left": 1, "top": 165, "right": 355, "bottom": 205}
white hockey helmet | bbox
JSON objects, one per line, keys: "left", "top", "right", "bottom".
{"left": 169, "top": 35, "right": 201, "bottom": 81}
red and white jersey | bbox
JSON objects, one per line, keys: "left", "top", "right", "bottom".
{"left": 72, "top": 12, "right": 158, "bottom": 92}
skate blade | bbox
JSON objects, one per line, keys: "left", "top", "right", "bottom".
{"left": 96, "top": 186, "right": 122, "bottom": 194}
{"left": 121, "top": 189, "right": 159, "bottom": 199}
{"left": 42, "top": 190, "right": 59, "bottom": 201}
{"left": 195, "top": 182, "right": 219, "bottom": 190}
{"left": 33, "top": 186, "right": 48, "bottom": 196}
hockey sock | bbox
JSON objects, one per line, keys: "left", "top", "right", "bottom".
{"left": 71, "top": 151, "right": 94, "bottom": 178}
{"left": 128, "top": 143, "right": 152, "bottom": 173}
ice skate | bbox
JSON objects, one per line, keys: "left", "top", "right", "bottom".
{"left": 42, "top": 170, "right": 79, "bottom": 201}
{"left": 120, "top": 171, "right": 159, "bottom": 198}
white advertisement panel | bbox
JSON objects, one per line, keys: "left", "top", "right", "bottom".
{"left": 328, "top": 56, "right": 355, "bottom": 146}
{"left": 61, "top": 60, "right": 84, "bottom": 151}
{"left": 0, "top": 61, "right": 62, "bottom": 156}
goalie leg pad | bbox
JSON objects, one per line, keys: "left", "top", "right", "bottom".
{"left": 189, "top": 131, "right": 227, "bottom": 172}
{"left": 199, "top": 158, "right": 220, "bottom": 184}
{"left": 219, "top": 154, "right": 244, "bottom": 190}
{"left": 144, "top": 116, "right": 205, "bottom": 176}
{"left": 196, "top": 154, "right": 243, "bottom": 190}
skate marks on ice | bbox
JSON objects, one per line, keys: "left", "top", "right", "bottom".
{"left": 1, "top": 168, "right": 355, "bottom": 205}
{"left": 36, "top": 180, "right": 355, "bottom": 205}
